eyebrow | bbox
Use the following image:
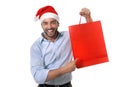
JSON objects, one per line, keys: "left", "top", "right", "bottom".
{"left": 42, "top": 20, "right": 57, "bottom": 24}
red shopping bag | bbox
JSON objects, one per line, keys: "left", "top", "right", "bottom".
{"left": 69, "top": 20, "right": 109, "bottom": 68}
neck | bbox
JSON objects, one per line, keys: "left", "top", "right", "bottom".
{"left": 43, "top": 32, "right": 58, "bottom": 42}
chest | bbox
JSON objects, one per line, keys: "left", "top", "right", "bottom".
{"left": 40, "top": 37, "right": 72, "bottom": 68}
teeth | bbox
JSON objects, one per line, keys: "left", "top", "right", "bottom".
{"left": 48, "top": 30, "right": 53, "bottom": 32}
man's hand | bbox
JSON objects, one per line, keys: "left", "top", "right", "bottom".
{"left": 61, "top": 59, "right": 78, "bottom": 73}
{"left": 79, "top": 8, "right": 93, "bottom": 22}
{"left": 80, "top": 8, "right": 91, "bottom": 18}
{"left": 46, "top": 59, "right": 78, "bottom": 81}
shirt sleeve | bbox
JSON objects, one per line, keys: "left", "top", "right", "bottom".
{"left": 30, "top": 42, "right": 49, "bottom": 84}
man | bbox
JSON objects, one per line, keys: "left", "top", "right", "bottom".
{"left": 30, "top": 5, "right": 93, "bottom": 87}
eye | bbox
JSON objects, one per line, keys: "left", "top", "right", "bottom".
{"left": 51, "top": 21, "right": 57, "bottom": 25}
{"left": 42, "top": 22, "right": 48, "bottom": 26}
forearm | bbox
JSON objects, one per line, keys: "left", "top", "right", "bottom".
{"left": 46, "top": 67, "right": 66, "bottom": 81}
{"left": 46, "top": 60, "right": 77, "bottom": 81}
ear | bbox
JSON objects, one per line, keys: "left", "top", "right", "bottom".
{"left": 57, "top": 22, "right": 59, "bottom": 27}
{"left": 41, "top": 23, "right": 44, "bottom": 29}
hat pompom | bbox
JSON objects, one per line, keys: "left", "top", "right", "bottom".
{"left": 34, "top": 16, "right": 39, "bottom": 21}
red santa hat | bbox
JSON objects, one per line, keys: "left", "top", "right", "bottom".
{"left": 35, "top": 5, "right": 59, "bottom": 22}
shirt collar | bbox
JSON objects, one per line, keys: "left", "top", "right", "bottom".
{"left": 39, "top": 32, "right": 63, "bottom": 43}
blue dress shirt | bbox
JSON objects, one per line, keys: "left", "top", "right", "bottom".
{"left": 30, "top": 31, "right": 73, "bottom": 85}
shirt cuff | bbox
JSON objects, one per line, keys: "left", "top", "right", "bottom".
{"left": 34, "top": 69, "right": 49, "bottom": 84}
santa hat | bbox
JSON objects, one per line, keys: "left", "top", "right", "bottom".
{"left": 35, "top": 5, "right": 59, "bottom": 22}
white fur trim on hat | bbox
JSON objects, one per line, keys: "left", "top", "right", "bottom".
{"left": 40, "top": 12, "right": 59, "bottom": 23}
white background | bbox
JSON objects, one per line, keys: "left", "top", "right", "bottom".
{"left": 0, "top": 0, "right": 120, "bottom": 87}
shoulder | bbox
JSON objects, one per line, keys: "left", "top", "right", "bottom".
{"left": 59, "top": 31, "right": 70, "bottom": 41}
{"left": 60, "top": 31, "right": 69, "bottom": 36}
{"left": 30, "top": 36, "right": 42, "bottom": 50}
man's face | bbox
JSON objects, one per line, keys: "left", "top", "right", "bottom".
{"left": 41, "top": 18, "right": 59, "bottom": 38}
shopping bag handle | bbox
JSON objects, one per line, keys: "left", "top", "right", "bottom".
{"left": 79, "top": 16, "right": 82, "bottom": 24}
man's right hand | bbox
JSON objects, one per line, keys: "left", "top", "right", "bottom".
{"left": 46, "top": 59, "right": 78, "bottom": 81}
{"left": 61, "top": 59, "right": 78, "bottom": 73}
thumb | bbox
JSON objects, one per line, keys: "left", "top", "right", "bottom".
{"left": 74, "top": 58, "right": 78, "bottom": 63}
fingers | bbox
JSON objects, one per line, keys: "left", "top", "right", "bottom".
{"left": 80, "top": 7, "right": 91, "bottom": 17}
{"left": 74, "top": 58, "right": 78, "bottom": 63}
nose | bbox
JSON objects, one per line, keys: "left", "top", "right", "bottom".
{"left": 47, "top": 23, "right": 52, "bottom": 29}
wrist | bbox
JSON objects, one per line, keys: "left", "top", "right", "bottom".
{"left": 85, "top": 15, "right": 93, "bottom": 22}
